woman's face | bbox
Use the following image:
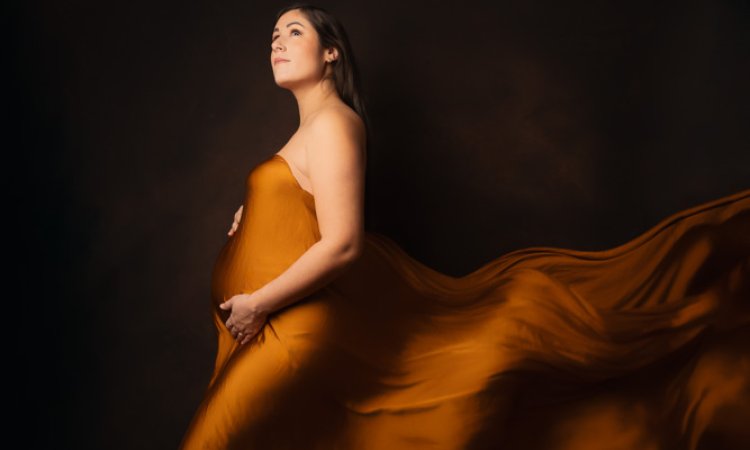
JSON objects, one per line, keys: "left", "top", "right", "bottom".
{"left": 271, "top": 10, "right": 331, "bottom": 88}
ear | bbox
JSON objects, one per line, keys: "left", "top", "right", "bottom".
{"left": 326, "top": 47, "right": 339, "bottom": 62}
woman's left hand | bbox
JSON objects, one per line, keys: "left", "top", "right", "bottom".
{"left": 219, "top": 294, "right": 269, "bottom": 346}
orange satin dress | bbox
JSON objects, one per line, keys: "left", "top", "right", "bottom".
{"left": 179, "top": 153, "right": 750, "bottom": 450}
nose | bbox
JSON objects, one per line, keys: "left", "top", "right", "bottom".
{"left": 271, "top": 39, "right": 284, "bottom": 52}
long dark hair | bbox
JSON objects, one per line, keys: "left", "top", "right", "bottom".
{"left": 274, "top": 3, "right": 371, "bottom": 146}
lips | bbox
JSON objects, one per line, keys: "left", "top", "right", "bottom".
{"left": 274, "top": 58, "right": 290, "bottom": 64}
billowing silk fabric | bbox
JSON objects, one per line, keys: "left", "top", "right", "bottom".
{"left": 180, "top": 154, "right": 750, "bottom": 450}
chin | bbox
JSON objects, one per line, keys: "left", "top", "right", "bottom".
{"left": 274, "top": 75, "right": 309, "bottom": 91}
{"left": 274, "top": 78, "right": 295, "bottom": 89}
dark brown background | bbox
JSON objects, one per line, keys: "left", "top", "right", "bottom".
{"left": 10, "top": 0, "right": 750, "bottom": 448}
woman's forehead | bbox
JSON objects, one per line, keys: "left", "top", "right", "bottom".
{"left": 274, "top": 11, "right": 308, "bottom": 30}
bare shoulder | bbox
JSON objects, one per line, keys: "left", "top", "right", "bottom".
{"left": 305, "top": 104, "right": 366, "bottom": 153}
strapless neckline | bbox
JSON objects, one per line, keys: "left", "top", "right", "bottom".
{"left": 272, "top": 154, "right": 315, "bottom": 199}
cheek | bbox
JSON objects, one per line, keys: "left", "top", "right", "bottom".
{"left": 301, "top": 43, "right": 324, "bottom": 62}
{"left": 297, "top": 54, "right": 324, "bottom": 72}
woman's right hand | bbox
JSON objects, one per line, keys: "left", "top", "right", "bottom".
{"left": 228, "top": 205, "right": 243, "bottom": 236}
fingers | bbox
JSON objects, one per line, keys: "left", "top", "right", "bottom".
{"left": 225, "top": 319, "right": 248, "bottom": 342}
{"left": 227, "top": 323, "right": 240, "bottom": 340}
{"left": 226, "top": 321, "right": 258, "bottom": 345}
{"left": 228, "top": 205, "right": 244, "bottom": 236}
{"left": 230, "top": 329, "right": 253, "bottom": 345}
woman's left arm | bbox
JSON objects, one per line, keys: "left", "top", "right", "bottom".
{"left": 221, "top": 110, "right": 366, "bottom": 345}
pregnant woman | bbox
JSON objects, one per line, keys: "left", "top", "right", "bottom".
{"left": 180, "top": 4, "right": 750, "bottom": 449}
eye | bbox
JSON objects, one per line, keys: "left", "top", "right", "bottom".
{"left": 271, "top": 29, "right": 302, "bottom": 44}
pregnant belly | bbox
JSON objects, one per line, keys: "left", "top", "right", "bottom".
{"left": 211, "top": 238, "right": 335, "bottom": 366}
{"left": 210, "top": 239, "right": 252, "bottom": 307}
{"left": 210, "top": 237, "right": 315, "bottom": 308}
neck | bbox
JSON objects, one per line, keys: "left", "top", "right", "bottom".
{"left": 291, "top": 77, "right": 339, "bottom": 126}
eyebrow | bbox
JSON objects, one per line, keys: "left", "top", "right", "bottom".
{"left": 273, "top": 21, "right": 305, "bottom": 33}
